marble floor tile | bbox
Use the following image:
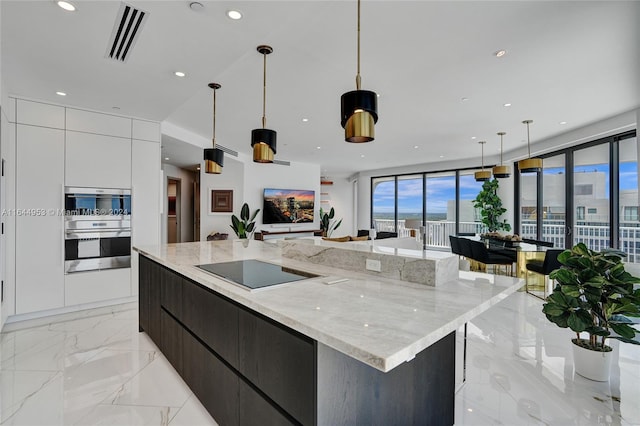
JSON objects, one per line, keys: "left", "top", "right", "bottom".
{"left": 168, "top": 394, "right": 217, "bottom": 426}
{"left": 1, "top": 294, "right": 638, "bottom": 426}
{"left": 105, "top": 355, "right": 191, "bottom": 408}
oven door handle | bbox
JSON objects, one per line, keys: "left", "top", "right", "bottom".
{"left": 65, "top": 230, "right": 131, "bottom": 239}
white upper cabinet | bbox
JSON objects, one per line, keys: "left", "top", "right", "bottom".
{"left": 132, "top": 139, "right": 161, "bottom": 246}
{"left": 66, "top": 108, "right": 131, "bottom": 138}
{"left": 65, "top": 131, "right": 132, "bottom": 188}
{"left": 132, "top": 120, "right": 160, "bottom": 142}
{"left": 16, "top": 99, "right": 64, "bottom": 129}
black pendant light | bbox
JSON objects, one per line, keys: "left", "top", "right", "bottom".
{"left": 492, "top": 132, "right": 511, "bottom": 178}
{"left": 518, "top": 119, "right": 542, "bottom": 173}
{"left": 340, "top": 0, "right": 378, "bottom": 143}
{"left": 203, "top": 83, "right": 224, "bottom": 174}
{"left": 251, "top": 45, "right": 277, "bottom": 163}
{"left": 474, "top": 141, "right": 491, "bottom": 182}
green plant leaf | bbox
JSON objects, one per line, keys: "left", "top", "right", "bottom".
{"left": 560, "top": 285, "right": 581, "bottom": 298}
{"left": 240, "top": 203, "right": 249, "bottom": 221}
{"left": 611, "top": 323, "right": 637, "bottom": 339}
{"left": 609, "top": 336, "right": 640, "bottom": 345}
{"left": 567, "top": 311, "right": 589, "bottom": 332}
{"left": 542, "top": 303, "right": 566, "bottom": 317}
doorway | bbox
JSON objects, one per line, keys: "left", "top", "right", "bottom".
{"left": 167, "top": 177, "right": 181, "bottom": 243}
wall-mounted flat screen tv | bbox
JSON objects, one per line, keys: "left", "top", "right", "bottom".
{"left": 263, "top": 188, "right": 315, "bottom": 224}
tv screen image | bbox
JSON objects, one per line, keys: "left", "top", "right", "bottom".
{"left": 263, "top": 188, "right": 315, "bottom": 224}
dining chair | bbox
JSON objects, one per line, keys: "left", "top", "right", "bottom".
{"left": 468, "top": 240, "right": 514, "bottom": 276}
{"left": 525, "top": 249, "right": 564, "bottom": 299}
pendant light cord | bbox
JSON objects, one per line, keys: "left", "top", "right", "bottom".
{"left": 526, "top": 122, "right": 531, "bottom": 158}
{"left": 356, "top": 0, "right": 361, "bottom": 90}
{"left": 212, "top": 88, "right": 217, "bottom": 148}
{"left": 500, "top": 133, "right": 503, "bottom": 165}
{"left": 262, "top": 51, "right": 267, "bottom": 129}
{"left": 480, "top": 141, "right": 485, "bottom": 170}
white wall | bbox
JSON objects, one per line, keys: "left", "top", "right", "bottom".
{"left": 0, "top": 96, "right": 16, "bottom": 328}
{"left": 162, "top": 163, "right": 196, "bottom": 243}
{"left": 320, "top": 177, "right": 354, "bottom": 237}
{"left": 199, "top": 156, "right": 244, "bottom": 240}
{"left": 243, "top": 160, "right": 321, "bottom": 235}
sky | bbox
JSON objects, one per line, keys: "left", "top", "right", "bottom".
{"left": 373, "top": 161, "right": 638, "bottom": 215}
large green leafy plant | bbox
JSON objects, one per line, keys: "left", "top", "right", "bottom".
{"left": 542, "top": 243, "right": 640, "bottom": 351}
{"left": 473, "top": 178, "right": 511, "bottom": 233}
{"left": 230, "top": 203, "right": 260, "bottom": 239}
{"left": 319, "top": 207, "right": 342, "bottom": 237}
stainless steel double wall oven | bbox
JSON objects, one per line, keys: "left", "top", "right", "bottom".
{"left": 64, "top": 187, "right": 131, "bottom": 273}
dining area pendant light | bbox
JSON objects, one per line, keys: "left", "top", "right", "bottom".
{"left": 474, "top": 141, "right": 492, "bottom": 182}
{"left": 340, "top": 0, "right": 378, "bottom": 143}
{"left": 203, "top": 83, "right": 225, "bottom": 174}
{"left": 518, "top": 119, "right": 543, "bottom": 173}
{"left": 251, "top": 45, "right": 277, "bottom": 163}
{"left": 492, "top": 132, "right": 511, "bottom": 178}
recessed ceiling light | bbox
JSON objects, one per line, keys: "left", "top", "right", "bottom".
{"left": 376, "top": 93, "right": 381, "bottom": 98}
{"left": 55, "top": 91, "right": 66, "bottom": 96}
{"left": 559, "top": 121, "right": 567, "bottom": 125}
{"left": 316, "top": 146, "right": 321, "bottom": 150}
{"left": 196, "top": 166, "right": 201, "bottom": 170}
{"left": 189, "top": 2, "right": 204, "bottom": 12}
{"left": 57, "top": 1, "right": 76, "bottom": 11}
{"left": 439, "top": 155, "right": 444, "bottom": 158}
{"left": 360, "top": 154, "right": 365, "bottom": 158}
{"left": 494, "top": 50, "right": 507, "bottom": 57}
{"left": 503, "top": 103, "right": 512, "bottom": 107}
{"left": 174, "top": 71, "right": 186, "bottom": 77}
{"left": 164, "top": 157, "right": 170, "bottom": 161}
{"left": 471, "top": 136, "right": 477, "bottom": 140}
{"left": 226, "top": 10, "right": 242, "bottom": 20}
{"left": 413, "top": 145, "right": 419, "bottom": 149}
{"left": 302, "top": 118, "right": 309, "bottom": 122}
{"left": 461, "top": 97, "right": 469, "bottom": 102}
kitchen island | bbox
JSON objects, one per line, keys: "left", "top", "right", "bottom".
{"left": 136, "top": 239, "right": 522, "bottom": 426}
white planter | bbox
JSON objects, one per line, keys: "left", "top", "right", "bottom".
{"left": 572, "top": 339, "right": 613, "bottom": 382}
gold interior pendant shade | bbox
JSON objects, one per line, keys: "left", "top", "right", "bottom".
{"left": 518, "top": 119, "right": 542, "bottom": 173}
{"left": 474, "top": 141, "right": 492, "bottom": 182}
{"left": 251, "top": 45, "right": 277, "bottom": 163}
{"left": 203, "top": 82, "right": 224, "bottom": 174}
{"left": 492, "top": 131, "right": 511, "bottom": 178}
{"left": 340, "top": 0, "right": 378, "bottom": 143}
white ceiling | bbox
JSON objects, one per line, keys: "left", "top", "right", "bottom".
{"left": 2, "top": 1, "right": 639, "bottom": 175}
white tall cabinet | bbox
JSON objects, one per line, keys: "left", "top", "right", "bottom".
{"left": 11, "top": 98, "right": 160, "bottom": 318}
{"left": 15, "top": 122, "right": 65, "bottom": 314}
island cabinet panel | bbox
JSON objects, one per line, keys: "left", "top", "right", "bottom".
{"left": 238, "top": 308, "right": 317, "bottom": 426}
{"left": 160, "top": 270, "right": 183, "bottom": 318}
{"left": 160, "top": 309, "right": 183, "bottom": 375}
{"left": 143, "top": 256, "right": 162, "bottom": 346}
{"left": 138, "top": 255, "right": 150, "bottom": 332}
{"left": 317, "top": 332, "right": 456, "bottom": 426}
{"left": 239, "top": 380, "right": 296, "bottom": 426}
{"left": 181, "top": 280, "right": 240, "bottom": 369}
{"left": 183, "top": 328, "right": 240, "bottom": 426}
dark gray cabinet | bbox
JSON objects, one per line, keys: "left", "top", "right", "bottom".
{"left": 139, "top": 255, "right": 456, "bottom": 426}
{"left": 183, "top": 327, "right": 239, "bottom": 426}
{"left": 239, "top": 309, "right": 316, "bottom": 425}
{"left": 182, "top": 279, "right": 239, "bottom": 368}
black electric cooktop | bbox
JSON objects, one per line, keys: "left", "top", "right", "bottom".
{"left": 196, "top": 259, "right": 319, "bottom": 290}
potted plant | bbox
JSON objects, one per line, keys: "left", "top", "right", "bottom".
{"left": 319, "top": 207, "right": 342, "bottom": 237}
{"left": 473, "top": 178, "right": 511, "bottom": 233}
{"left": 230, "top": 202, "right": 260, "bottom": 240}
{"left": 542, "top": 243, "right": 640, "bottom": 381}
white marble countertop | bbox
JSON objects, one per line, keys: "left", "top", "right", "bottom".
{"left": 134, "top": 240, "right": 523, "bottom": 372}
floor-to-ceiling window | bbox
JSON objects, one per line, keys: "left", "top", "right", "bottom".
{"left": 515, "top": 130, "right": 636, "bottom": 261}
{"left": 397, "top": 174, "right": 423, "bottom": 236}
{"left": 619, "top": 136, "right": 639, "bottom": 262}
{"left": 542, "top": 154, "right": 566, "bottom": 247}
{"left": 573, "top": 143, "right": 610, "bottom": 251}
{"left": 371, "top": 176, "right": 396, "bottom": 232}
{"left": 371, "top": 168, "right": 487, "bottom": 248}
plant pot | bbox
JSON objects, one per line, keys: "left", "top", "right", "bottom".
{"left": 571, "top": 338, "right": 613, "bottom": 381}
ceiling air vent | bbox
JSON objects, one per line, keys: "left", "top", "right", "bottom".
{"left": 273, "top": 159, "right": 291, "bottom": 166}
{"left": 105, "top": 3, "right": 148, "bottom": 62}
